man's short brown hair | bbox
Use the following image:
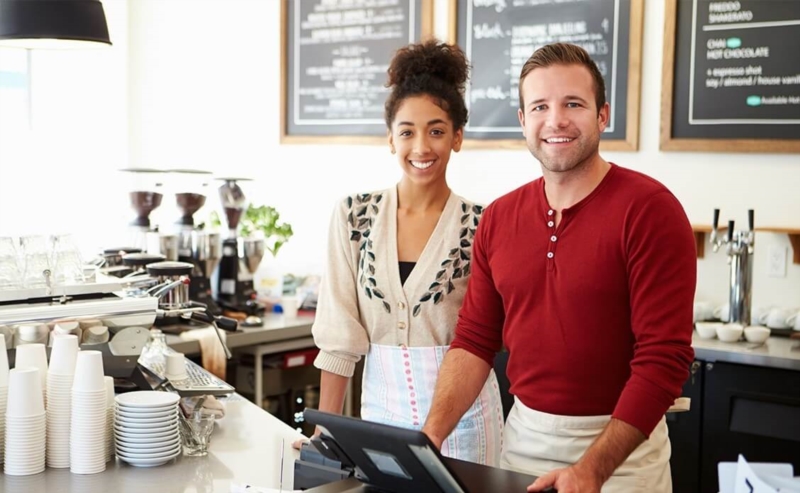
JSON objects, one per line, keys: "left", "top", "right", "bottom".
{"left": 518, "top": 43, "right": 606, "bottom": 113}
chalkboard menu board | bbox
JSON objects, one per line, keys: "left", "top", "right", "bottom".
{"left": 661, "top": 0, "right": 800, "bottom": 152}
{"left": 281, "top": 0, "right": 433, "bottom": 144}
{"left": 452, "top": 0, "right": 643, "bottom": 150}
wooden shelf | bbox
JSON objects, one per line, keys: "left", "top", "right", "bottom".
{"left": 692, "top": 226, "right": 800, "bottom": 264}
{"left": 755, "top": 228, "right": 800, "bottom": 264}
{"left": 691, "top": 225, "right": 726, "bottom": 259}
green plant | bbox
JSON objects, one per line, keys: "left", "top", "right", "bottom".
{"left": 239, "top": 204, "right": 294, "bottom": 257}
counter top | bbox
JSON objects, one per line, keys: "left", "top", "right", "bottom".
{"left": 692, "top": 332, "right": 800, "bottom": 371}
{"left": 164, "top": 312, "right": 800, "bottom": 372}
{"left": 166, "top": 313, "right": 315, "bottom": 356}
{"left": 1, "top": 397, "right": 304, "bottom": 493}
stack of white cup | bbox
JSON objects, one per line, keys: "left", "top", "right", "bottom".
{"left": 0, "top": 337, "right": 9, "bottom": 464}
{"left": 105, "top": 376, "right": 115, "bottom": 462}
{"left": 14, "top": 343, "right": 48, "bottom": 407}
{"left": 4, "top": 367, "right": 46, "bottom": 475}
{"left": 70, "top": 350, "right": 108, "bottom": 474}
{"left": 46, "top": 334, "right": 80, "bottom": 468}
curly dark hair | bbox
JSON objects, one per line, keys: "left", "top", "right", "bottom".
{"left": 384, "top": 39, "right": 470, "bottom": 130}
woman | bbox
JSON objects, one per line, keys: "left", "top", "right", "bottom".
{"left": 309, "top": 39, "right": 503, "bottom": 465}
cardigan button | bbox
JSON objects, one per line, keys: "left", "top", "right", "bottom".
{"left": 398, "top": 321, "right": 406, "bottom": 329}
{"left": 398, "top": 301, "right": 405, "bottom": 310}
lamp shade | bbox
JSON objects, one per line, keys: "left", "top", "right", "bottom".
{"left": 0, "top": 0, "right": 112, "bottom": 49}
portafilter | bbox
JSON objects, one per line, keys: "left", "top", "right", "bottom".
{"left": 144, "top": 260, "right": 236, "bottom": 359}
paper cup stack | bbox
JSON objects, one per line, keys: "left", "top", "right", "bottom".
{"left": 14, "top": 343, "right": 48, "bottom": 407}
{"left": 4, "top": 367, "right": 46, "bottom": 475}
{"left": 0, "top": 338, "right": 9, "bottom": 464}
{"left": 114, "top": 391, "right": 181, "bottom": 467}
{"left": 104, "top": 376, "right": 115, "bottom": 462}
{"left": 46, "top": 334, "right": 80, "bottom": 468}
{"left": 70, "top": 350, "right": 108, "bottom": 474}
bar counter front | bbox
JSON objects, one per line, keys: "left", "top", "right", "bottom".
{"left": 1, "top": 396, "right": 304, "bottom": 493}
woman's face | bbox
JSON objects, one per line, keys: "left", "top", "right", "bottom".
{"left": 388, "top": 95, "right": 463, "bottom": 187}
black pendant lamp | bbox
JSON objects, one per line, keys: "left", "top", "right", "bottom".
{"left": 0, "top": 0, "right": 112, "bottom": 49}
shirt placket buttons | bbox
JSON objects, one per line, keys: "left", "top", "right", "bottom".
{"left": 548, "top": 210, "right": 556, "bottom": 259}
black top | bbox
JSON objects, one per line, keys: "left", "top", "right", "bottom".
{"left": 146, "top": 261, "right": 194, "bottom": 277}
{"left": 122, "top": 252, "right": 166, "bottom": 267}
{"left": 398, "top": 261, "right": 416, "bottom": 286}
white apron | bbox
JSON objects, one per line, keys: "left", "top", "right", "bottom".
{"left": 361, "top": 343, "right": 504, "bottom": 466}
{"left": 501, "top": 398, "right": 672, "bottom": 493}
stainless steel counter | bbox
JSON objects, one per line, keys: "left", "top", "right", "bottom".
{"left": 1, "top": 397, "right": 304, "bottom": 493}
{"left": 692, "top": 332, "right": 800, "bottom": 371}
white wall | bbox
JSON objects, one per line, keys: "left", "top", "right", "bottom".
{"left": 125, "top": 0, "right": 800, "bottom": 311}
{"left": 0, "top": 0, "right": 129, "bottom": 254}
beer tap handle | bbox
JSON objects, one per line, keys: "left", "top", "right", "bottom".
{"left": 713, "top": 209, "right": 720, "bottom": 231}
{"left": 748, "top": 209, "right": 754, "bottom": 232}
{"left": 727, "top": 220, "right": 735, "bottom": 243}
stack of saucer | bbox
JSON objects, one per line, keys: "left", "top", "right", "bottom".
{"left": 114, "top": 391, "right": 181, "bottom": 467}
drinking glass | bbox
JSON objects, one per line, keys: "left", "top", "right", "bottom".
{"left": 182, "top": 410, "right": 216, "bottom": 457}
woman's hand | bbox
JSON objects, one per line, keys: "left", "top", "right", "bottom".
{"left": 291, "top": 437, "right": 309, "bottom": 450}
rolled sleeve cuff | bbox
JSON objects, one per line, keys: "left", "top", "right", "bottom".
{"left": 612, "top": 380, "right": 674, "bottom": 437}
{"left": 314, "top": 350, "right": 357, "bottom": 378}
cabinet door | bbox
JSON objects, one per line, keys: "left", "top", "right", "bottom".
{"left": 701, "top": 362, "right": 800, "bottom": 493}
{"left": 666, "top": 360, "right": 703, "bottom": 493}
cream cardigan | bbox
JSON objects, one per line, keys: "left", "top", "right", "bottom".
{"left": 312, "top": 186, "right": 484, "bottom": 377}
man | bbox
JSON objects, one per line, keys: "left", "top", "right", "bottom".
{"left": 422, "top": 43, "right": 696, "bottom": 493}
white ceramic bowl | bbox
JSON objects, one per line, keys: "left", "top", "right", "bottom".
{"left": 744, "top": 326, "right": 770, "bottom": 343}
{"left": 695, "top": 322, "right": 721, "bottom": 339}
{"left": 717, "top": 324, "right": 743, "bottom": 343}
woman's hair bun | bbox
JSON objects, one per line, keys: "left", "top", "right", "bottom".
{"left": 386, "top": 39, "right": 469, "bottom": 92}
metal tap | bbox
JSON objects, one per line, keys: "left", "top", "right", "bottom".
{"left": 710, "top": 209, "right": 755, "bottom": 326}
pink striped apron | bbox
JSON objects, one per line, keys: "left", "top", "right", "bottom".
{"left": 361, "top": 343, "right": 503, "bottom": 466}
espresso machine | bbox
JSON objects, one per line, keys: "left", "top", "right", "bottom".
{"left": 215, "top": 178, "right": 266, "bottom": 322}
{"left": 710, "top": 208, "right": 755, "bottom": 326}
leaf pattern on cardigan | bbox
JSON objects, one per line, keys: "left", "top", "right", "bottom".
{"left": 412, "top": 202, "right": 483, "bottom": 317}
{"left": 346, "top": 192, "right": 390, "bottom": 314}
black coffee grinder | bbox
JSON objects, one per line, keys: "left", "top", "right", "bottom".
{"left": 215, "top": 178, "right": 265, "bottom": 319}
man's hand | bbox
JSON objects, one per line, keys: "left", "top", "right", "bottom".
{"left": 421, "top": 428, "right": 444, "bottom": 451}
{"left": 527, "top": 463, "right": 603, "bottom": 493}
{"left": 528, "top": 418, "right": 645, "bottom": 492}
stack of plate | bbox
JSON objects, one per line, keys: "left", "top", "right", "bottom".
{"left": 114, "top": 391, "right": 181, "bottom": 467}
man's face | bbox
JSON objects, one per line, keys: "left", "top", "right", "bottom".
{"left": 517, "top": 64, "right": 609, "bottom": 174}
{"left": 388, "top": 95, "right": 462, "bottom": 187}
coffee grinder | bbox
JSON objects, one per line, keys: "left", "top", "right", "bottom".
{"left": 166, "top": 170, "right": 223, "bottom": 315}
{"left": 119, "top": 168, "right": 165, "bottom": 251}
{"left": 170, "top": 169, "right": 212, "bottom": 229}
{"left": 180, "top": 231, "right": 223, "bottom": 316}
{"left": 216, "top": 178, "right": 266, "bottom": 320}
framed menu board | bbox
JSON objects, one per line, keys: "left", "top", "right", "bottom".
{"left": 661, "top": 0, "right": 800, "bottom": 152}
{"left": 450, "top": 0, "right": 644, "bottom": 151}
{"left": 281, "top": 0, "right": 434, "bottom": 144}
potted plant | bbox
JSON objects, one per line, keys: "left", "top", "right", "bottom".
{"left": 238, "top": 204, "right": 293, "bottom": 258}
